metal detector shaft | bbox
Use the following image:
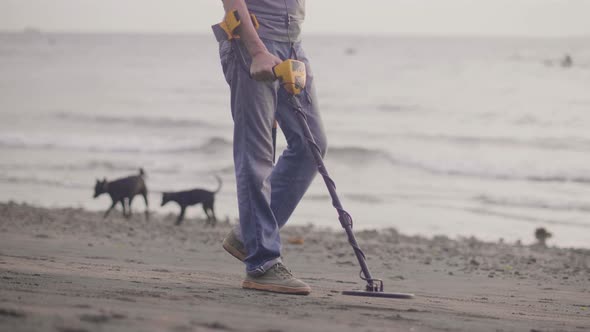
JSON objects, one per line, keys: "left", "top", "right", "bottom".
{"left": 287, "top": 95, "right": 378, "bottom": 291}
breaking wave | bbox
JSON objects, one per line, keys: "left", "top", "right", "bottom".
{"left": 327, "top": 146, "right": 389, "bottom": 161}
{"left": 306, "top": 193, "right": 383, "bottom": 204}
{"left": 0, "top": 133, "right": 232, "bottom": 154}
{"left": 54, "top": 111, "right": 220, "bottom": 129}
{"left": 0, "top": 175, "right": 87, "bottom": 189}
{"left": 0, "top": 160, "right": 178, "bottom": 174}
{"left": 4, "top": 130, "right": 590, "bottom": 187}
{"left": 475, "top": 194, "right": 590, "bottom": 213}
{"left": 405, "top": 133, "right": 590, "bottom": 153}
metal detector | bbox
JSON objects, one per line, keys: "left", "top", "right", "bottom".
{"left": 273, "top": 59, "right": 414, "bottom": 299}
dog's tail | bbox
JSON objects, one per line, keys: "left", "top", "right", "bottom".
{"left": 139, "top": 168, "right": 146, "bottom": 178}
{"left": 213, "top": 175, "right": 222, "bottom": 193}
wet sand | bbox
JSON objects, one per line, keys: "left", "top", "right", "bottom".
{"left": 0, "top": 201, "right": 588, "bottom": 332}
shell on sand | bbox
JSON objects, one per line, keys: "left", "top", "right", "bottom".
{"left": 286, "top": 236, "right": 304, "bottom": 245}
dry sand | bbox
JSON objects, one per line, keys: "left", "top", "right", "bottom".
{"left": 0, "top": 201, "right": 588, "bottom": 332}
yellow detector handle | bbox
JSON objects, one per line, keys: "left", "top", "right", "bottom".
{"left": 273, "top": 60, "right": 307, "bottom": 95}
{"left": 218, "top": 10, "right": 260, "bottom": 40}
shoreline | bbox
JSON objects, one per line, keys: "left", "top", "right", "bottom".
{"left": 2, "top": 191, "right": 587, "bottom": 250}
{"left": 1, "top": 201, "right": 589, "bottom": 331}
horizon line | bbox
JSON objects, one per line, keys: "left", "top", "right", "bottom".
{"left": 2, "top": 28, "right": 590, "bottom": 40}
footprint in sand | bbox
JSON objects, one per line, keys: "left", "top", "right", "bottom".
{"left": 57, "top": 327, "right": 89, "bottom": 332}
{"left": 0, "top": 307, "right": 26, "bottom": 318}
{"left": 196, "top": 321, "right": 233, "bottom": 331}
{"left": 78, "top": 312, "right": 127, "bottom": 324}
{"left": 78, "top": 313, "right": 111, "bottom": 324}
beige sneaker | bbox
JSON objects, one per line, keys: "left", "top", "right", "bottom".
{"left": 242, "top": 262, "right": 311, "bottom": 295}
{"left": 222, "top": 229, "right": 247, "bottom": 261}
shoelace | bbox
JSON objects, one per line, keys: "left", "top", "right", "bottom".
{"left": 272, "top": 263, "right": 294, "bottom": 279}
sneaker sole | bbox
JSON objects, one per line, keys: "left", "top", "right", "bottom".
{"left": 222, "top": 238, "right": 247, "bottom": 262}
{"left": 242, "top": 280, "right": 311, "bottom": 295}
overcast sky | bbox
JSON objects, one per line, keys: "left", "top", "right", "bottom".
{"left": 1, "top": 0, "right": 589, "bottom": 37}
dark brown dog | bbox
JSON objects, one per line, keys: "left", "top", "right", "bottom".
{"left": 93, "top": 168, "right": 149, "bottom": 219}
{"left": 161, "top": 176, "right": 221, "bottom": 225}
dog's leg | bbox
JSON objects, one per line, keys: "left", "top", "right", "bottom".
{"left": 127, "top": 196, "right": 135, "bottom": 219}
{"left": 104, "top": 200, "right": 117, "bottom": 218}
{"left": 120, "top": 199, "right": 127, "bottom": 217}
{"left": 176, "top": 206, "right": 186, "bottom": 225}
{"left": 210, "top": 199, "right": 217, "bottom": 224}
{"left": 202, "top": 204, "right": 211, "bottom": 224}
{"left": 203, "top": 201, "right": 216, "bottom": 226}
{"left": 142, "top": 190, "right": 149, "bottom": 220}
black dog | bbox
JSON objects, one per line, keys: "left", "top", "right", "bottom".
{"left": 93, "top": 168, "right": 149, "bottom": 219}
{"left": 161, "top": 175, "right": 222, "bottom": 225}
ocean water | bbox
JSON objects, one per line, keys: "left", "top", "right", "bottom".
{"left": 1, "top": 32, "right": 589, "bottom": 248}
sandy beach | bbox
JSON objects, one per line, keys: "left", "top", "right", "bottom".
{"left": 0, "top": 201, "right": 588, "bottom": 332}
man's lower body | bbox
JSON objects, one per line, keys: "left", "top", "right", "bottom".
{"left": 219, "top": 37, "right": 327, "bottom": 294}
